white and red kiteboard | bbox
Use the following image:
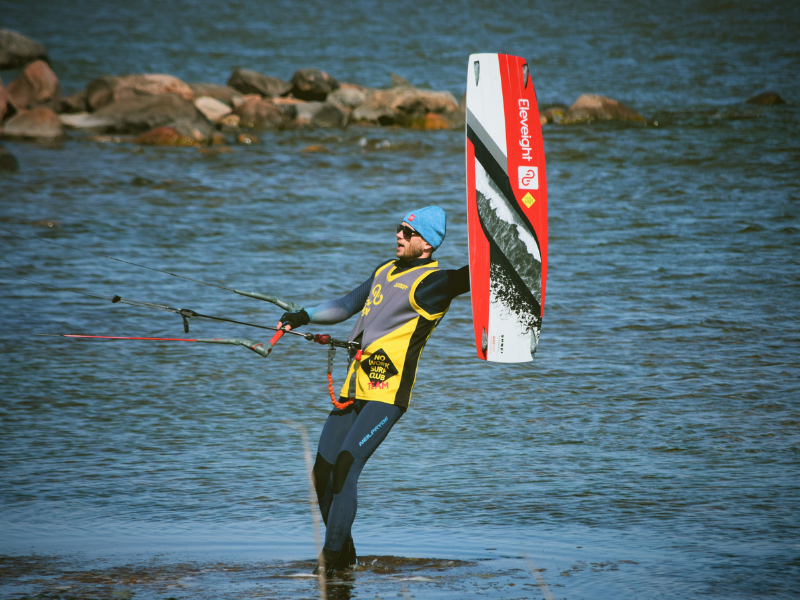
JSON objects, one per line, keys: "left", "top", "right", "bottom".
{"left": 466, "top": 53, "right": 548, "bottom": 363}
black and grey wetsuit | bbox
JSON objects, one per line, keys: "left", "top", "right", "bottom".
{"left": 307, "top": 257, "right": 468, "bottom": 557}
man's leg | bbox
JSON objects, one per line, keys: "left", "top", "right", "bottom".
{"left": 322, "top": 400, "right": 403, "bottom": 561}
{"left": 313, "top": 402, "right": 360, "bottom": 524}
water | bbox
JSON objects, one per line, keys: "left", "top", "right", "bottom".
{"left": 1, "top": 0, "right": 799, "bottom": 598}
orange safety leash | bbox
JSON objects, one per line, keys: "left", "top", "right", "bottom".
{"left": 326, "top": 347, "right": 362, "bottom": 409}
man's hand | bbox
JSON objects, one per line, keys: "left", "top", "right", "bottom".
{"left": 278, "top": 309, "right": 309, "bottom": 331}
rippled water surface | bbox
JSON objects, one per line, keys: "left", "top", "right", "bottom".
{"left": 1, "top": 1, "right": 799, "bottom": 599}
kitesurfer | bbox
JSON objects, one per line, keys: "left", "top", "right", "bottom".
{"left": 278, "top": 206, "right": 469, "bottom": 575}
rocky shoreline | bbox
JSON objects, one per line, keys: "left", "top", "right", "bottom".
{"left": 0, "top": 27, "right": 788, "bottom": 153}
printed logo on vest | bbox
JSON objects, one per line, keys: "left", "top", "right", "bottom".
{"left": 361, "top": 348, "right": 399, "bottom": 389}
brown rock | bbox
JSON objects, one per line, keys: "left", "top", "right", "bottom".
{"left": 3, "top": 107, "right": 64, "bottom": 139}
{"left": 233, "top": 96, "right": 295, "bottom": 129}
{"left": 301, "top": 144, "right": 332, "bottom": 153}
{"left": 561, "top": 94, "right": 646, "bottom": 124}
{"left": 57, "top": 89, "right": 88, "bottom": 113}
{"left": 410, "top": 112, "right": 451, "bottom": 130}
{"left": 294, "top": 101, "right": 347, "bottom": 127}
{"left": 290, "top": 68, "right": 340, "bottom": 101}
{"left": 0, "top": 29, "right": 48, "bottom": 70}
{"left": 91, "top": 94, "right": 213, "bottom": 138}
{"left": 745, "top": 91, "right": 786, "bottom": 106}
{"left": 136, "top": 126, "right": 197, "bottom": 147}
{"left": 188, "top": 83, "right": 244, "bottom": 107}
{"left": 0, "top": 146, "right": 20, "bottom": 173}
{"left": 7, "top": 60, "right": 60, "bottom": 110}
{"left": 227, "top": 69, "right": 292, "bottom": 98}
{"left": 351, "top": 87, "right": 461, "bottom": 127}
{"left": 86, "top": 74, "right": 194, "bottom": 111}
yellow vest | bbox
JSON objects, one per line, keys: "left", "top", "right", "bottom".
{"left": 339, "top": 260, "right": 448, "bottom": 408}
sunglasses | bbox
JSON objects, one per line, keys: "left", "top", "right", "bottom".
{"left": 396, "top": 223, "right": 421, "bottom": 241}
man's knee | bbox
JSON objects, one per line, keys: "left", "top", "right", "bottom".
{"left": 332, "top": 450, "right": 355, "bottom": 495}
{"left": 312, "top": 452, "right": 333, "bottom": 499}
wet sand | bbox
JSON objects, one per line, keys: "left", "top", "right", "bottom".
{"left": 1, "top": 552, "right": 578, "bottom": 599}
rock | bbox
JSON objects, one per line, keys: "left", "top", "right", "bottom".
{"left": 233, "top": 96, "right": 295, "bottom": 129}
{"left": 390, "top": 73, "right": 415, "bottom": 88}
{"left": 91, "top": 93, "right": 213, "bottom": 138}
{"left": 218, "top": 113, "right": 240, "bottom": 128}
{"left": 351, "top": 87, "right": 462, "bottom": 127}
{"left": 560, "top": 94, "right": 646, "bottom": 124}
{"left": 746, "top": 91, "right": 786, "bottom": 106}
{"left": 328, "top": 86, "right": 369, "bottom": 110}
{"left": 188, "top": 83, "right": 243, "bottom": 107}
{"left": 0, "top": 76, "right": 10, "bottom": 123}
{"left": 6, "top": 60, "right": 60, "bottom": 110}
{"left": 0, "top": 29, "right": 48, "bottom": 69}
{"left": 135, "top": 126, "right": 197, "bottom": 147}
{"left": 540, "top": 105, "right": 568, "bottom": 125}
{"left": 290, "top": 68, "right": 340, "bottom": 101}
{"left": 86, "top": 74, "right": 194, "bottom": 111}
{"left": 301, "top": 144, "right": 332, "bottom": 153}
{"left": 59, "top": 112, "right": 115, "bottom": 130}
{"left": 237, "top": 132, "right": 259, "bottom": 145}
{"left": 57, "top": 90, "right": 88, "bottom": 113}
{"left": 3, "top": 107, "right": 64, "bottom": 139}
{"left": 409, "top": 112, "right": 451, "bottom": 130}
{"left": 0, "top": 146, "right": 20, "bottom": 173}
{"left": 227, "top": 69, "right": 291, "bottom": 98}
{"left": 294, "top": 101, "right": 347, "bottom": 127}
{"left": 194, "top": 96, "right": 232, "bottom": 122}
{"left": 209, "top": 131, "right": 228, "bottom": 146}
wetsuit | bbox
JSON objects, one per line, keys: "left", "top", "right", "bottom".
{"left": 306, "top": 257, "right": 468, "bottom": 563}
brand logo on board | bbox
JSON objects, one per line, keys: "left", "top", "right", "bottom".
{"left": 518, "top": 166, "right": 538, "bottom": 190}
{"left": 518, "top": 99, "right": 533, "bottom": 162}
{"left": 521, "top": 192, "right": 536, "bottom": 208}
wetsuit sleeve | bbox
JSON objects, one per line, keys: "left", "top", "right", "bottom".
{"left": 304, "top": 263, "right": 384, "bottom": 325}
{"left": 414, "top": 264, "right": 470, "bottom": 315}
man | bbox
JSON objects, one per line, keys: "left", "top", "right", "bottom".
{"left": 279, "top": 206, "right": 469, "bottom": 574}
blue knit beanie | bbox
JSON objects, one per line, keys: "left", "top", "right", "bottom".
{"left": 402, "top": 206, "right": 447, "bottom": 250}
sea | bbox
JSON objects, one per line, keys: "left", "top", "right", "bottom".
{"left": 1, "top": 1, "right": 798, "bottom": 599}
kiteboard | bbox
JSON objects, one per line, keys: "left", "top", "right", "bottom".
{"left": 465, "top": 53, "right": 548, "bottom": 363}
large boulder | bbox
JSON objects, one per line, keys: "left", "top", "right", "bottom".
{"left": 290, "top": 68, "right": 339, "bottom": 101}
{"left": 86, "top": 74, "right": 194, "bottom": 111}
{"left": 294, "top": 101, "right": 347, "bottom": 127}
{"left": 194, "top": 96, "right": 232, "bottom": 123}
{"left": 90, "top": 93, "right": 213, "bottom": 139}
{"left": 227, "top": 69, "right": 291, "bottom": 98}
{"left": 560, "top": 94, "right": 646, "bottom": 124}
{"left": 351, "top": 87, "right": 462, "bottom": 127}
{"left": 746, "top": 91, "right": 786, "bottom": 106}
{"left": 3, "top": 107, "right": 64, "bottom": 139}
{"left": 0, "top": 29, "right": 48, "bottom": 70}
{"left": 233, "top": 96, "right": 295, "bottom": 129}
{"left": 188, "top": 83, "right": 243, "bottom": 107}
{"left": 6, "top": 60, "right": 60, "bottom": 110}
